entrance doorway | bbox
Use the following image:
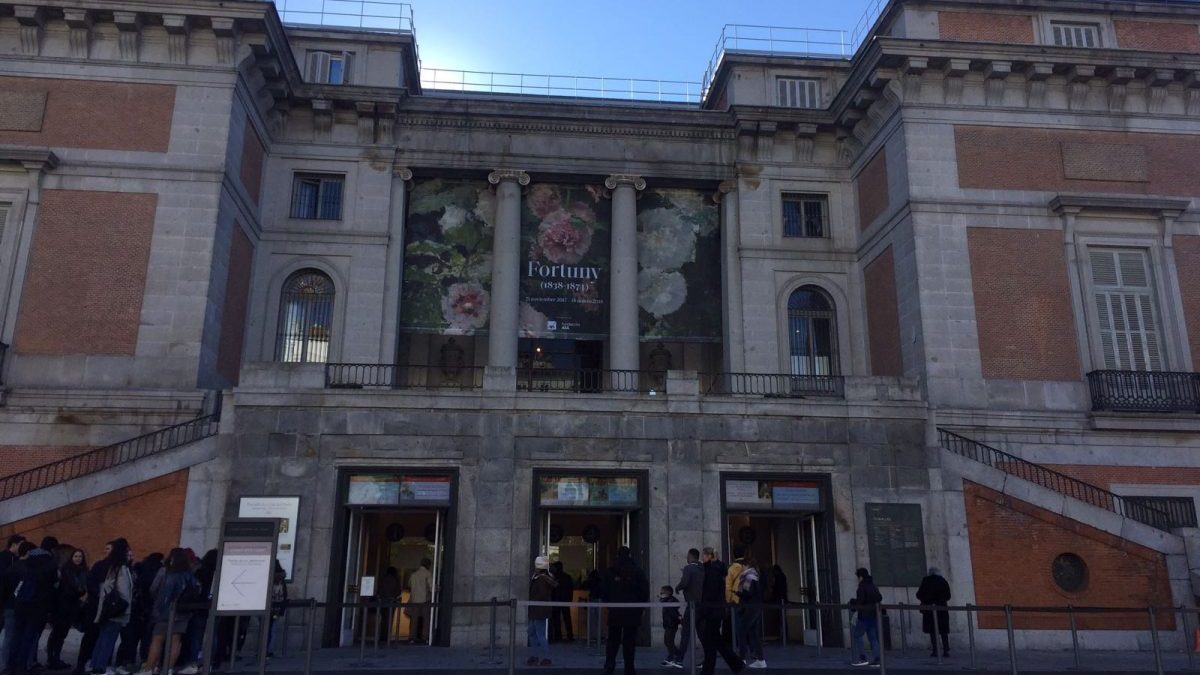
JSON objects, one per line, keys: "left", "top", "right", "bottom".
{"left": 326, "top": 471, "right": 456, "bottom": 647}
{"left": 722, "top": 475, "right": 841, "bottom": 647}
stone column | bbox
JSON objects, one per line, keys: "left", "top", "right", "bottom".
{"left": 604, "top": 174, "right": 645, "bottom": 373}
{"left": 486, "top": 169, "right": 529, "bottom": 368}
{"left": 379, "top": 165, "right": 412, "bottom": 363}
{"left": 717, "top": 180, "right": 745, "bottom": 373}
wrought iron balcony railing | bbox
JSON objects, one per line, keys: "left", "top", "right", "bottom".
{"left": 325, "top": 364, "right": 484, "bottom": 389}
{"left": 700, "top": 372, "right": 844, "bottom": 398}
{"left": 1086, "top": 370, "right": 1200, "bottom": 413}
{"left": 517, "top": 368, "right": 654, "bottom": 394}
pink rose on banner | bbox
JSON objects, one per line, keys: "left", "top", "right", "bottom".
{"left": 585, "top": 184, "right": 604, "bottom": 203}
{"left": 441, "top": 282, "right": 490, "bottom": 333}
{"left": 527, "top": 184, "right": 562, "bottom": 219}
{"left": 569, "top": 201, "right": 596, "bottom": 224}
{"left": 518, "top": 302, "right": 549, "bottom": 337}
{"left": 536, "top": 210, "right": 593, "bottom": 264}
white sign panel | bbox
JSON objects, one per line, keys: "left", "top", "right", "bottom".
{"left": 360, "top": 576, "right": 375, "bottom": 597}
{"left": 216, "top": 541, "right": 273, "bottom": 613}
{"left": 239, "top": 497, "right": 300, "bottom": 580}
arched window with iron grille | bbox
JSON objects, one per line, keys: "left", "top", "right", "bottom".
{"left": 787, "top": 286, "right": 837, "bottom": 376}
{"left": 275, "top": 269, "right": 335, "bottom": 363}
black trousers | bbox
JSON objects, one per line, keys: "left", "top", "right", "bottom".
{"left": 73, "top": 622, "right": 98, "bottom": 675}
{"left": 676, "top": 606, "right": 698, "bottom": 662}
{"left": 603, "top": 623, "right": 638, "bottom": 675}
{"left": 663, "top": 625, "right": 679, "bottom": 660}
{"left": 699, "top": 614, "right": 744, "bottom": 675}
{"left": 46, "top": 612, "right": 73, "bottom": 663}
{"left": 549, "top": 606, "right": 573, "bottom": 641}
{"left": 928, "top": 631, "right": 949, "bottom": 653}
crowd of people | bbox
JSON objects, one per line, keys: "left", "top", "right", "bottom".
{"left": 0, "top": 534, "right": 289, "bottom": 675}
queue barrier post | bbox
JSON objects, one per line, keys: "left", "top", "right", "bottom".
{"left": 489, "top": 597, "right": 499, "bottom": 664}
{"left": 877, "top": 604, "right": 887, "bottom": 674}
{"left": 1185, "top": 607, "right": 1196, "bottom": 671}
{"left": 815, "top": 602, "right": 823, "bottom": 658}
{"left": 303, "top": 600, "right": 315, "bottom": 675}
{"left": 356, "top": 603, "right": 367, "bottom": 666}
{"left": 230, "top": 615, "right": 241, "bottom": 673}
{"left": 966, "top": 604, "right": 976, "bottom": 671}
{"left": 508, "top": 599, "right": 517, "bottom": 675}
{"left": 898, "top": 602, "right": 907, "bottom": 654}
{"left": 1148, "top": 606, "right": 1164, "bottom": 675}
{"left": 934, "top": 606, "right": 942, "bottom": 666}
{"left": 1004, "top": 605, "right": 1017, "bottom": 675}
{"left": 1068, "top": 605, "right": 1080, "bottom": 670}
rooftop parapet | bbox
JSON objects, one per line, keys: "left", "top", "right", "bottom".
{"left": 273, "top": 0, "right": 414, "bottom": 33}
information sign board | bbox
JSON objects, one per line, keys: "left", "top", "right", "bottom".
{"left": 865, "top": 503, "right": 928, "bottom": 587}
{"left": 215, "top": 541, "right": 274, "bottom": 613}
{"left": 238, "top": 496, "right": 300, "bottom": 581}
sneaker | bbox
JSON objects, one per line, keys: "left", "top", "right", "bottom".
{"left": 748, "top": 660, "right": 767, "bottom": 669}
{"left": 133, "top": 670, "right": 154, "bottom": 675}
{"left": 666, "top": 661, "right": 684, "bottom": 669}
{"left": 114, "top": 668, "right": 130, "bottom": 675}
{"left": 176, "top": 666, "right": 199, "bottom": 675}
{"left": 869, "top": 660, "right": 881, "bottom": 668}
{"left": 851, "top": 659, "right": 870, "bottom": 667}
{"left": 661, "top": 660, "right": 673, "bottom": 666}
{"left": 526, "top": 657, "right": 538, "bottom": 665}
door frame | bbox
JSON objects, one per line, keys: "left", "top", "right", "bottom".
{"left": 324, "top": 466, "right": 460, "bottom": 647}
{"left": 529, "top": 468, "right": 649, "bottom": 575}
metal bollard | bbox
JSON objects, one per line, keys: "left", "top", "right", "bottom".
{"left": 1185, "top": 608, "right": 1196, "bottom": 671}
{"left": 815, "top": 603, "right": 823, "bottom": 658}
{"left": 489, "top": 597, "right": 498, "bottom": 664}
{"left": 878, "top": 607, "right": 887, "bottom": 674}
{"left": 372, "top": 599, "right": 381, "bottom": 657}
{"left": 508, "top": 599, "right": 516, "bottom": 675}
{"left": 780, "top": 601, "right": 787, "bottom": 647}
{"left": 966, "top": 604, "right": 976, "bottom": 671}
{"left": 899, "top": 603, "right": 907, "bottom": 654}
{"left": 1068, "top": 605, "right": 1080, "bottom": 670}
{"left": 230, "top": 615, "right": 241, "bottom": 673}
{"left": 357, "top": 604, "right": 367, "bottom": 666}
{"left": 935, "top": 607, "right": 942, "bottom": 666}
{"left": 303, "top": 600, "right": 315, "bottom": 675}
{"left": 1004, "top": 605, "right": 1017, "bottom": 675}
{"left": 1148, "top": 607, "right": 1164, "bottom": 675}
{"left": 848, "top": 606, "right": 855, "bottom": 659}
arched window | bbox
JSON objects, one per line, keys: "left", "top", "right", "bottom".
{"left": 275, "top": 269, "right": 335, "bottom": 363}
{"left": 787, "top": 286, "right": 837, "bottom": 376}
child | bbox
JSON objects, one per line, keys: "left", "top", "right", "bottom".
{"left": 659, "top": 585, "right": 683, "bottom": 668}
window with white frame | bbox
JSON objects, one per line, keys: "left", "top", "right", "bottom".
{"left": 1088, "top": 248, "right": 1165, "bottom": 371}
{"left": 305, "top": 51, "right": 354, "bottom": 85}
{"left": 1051, "top": 22, "right": 1101, "bottom": 47}
{"left": 777, "top": 77, "right": 821, "bottom": 109}
{"left": 787, "top": 286, "right": 838, "bottom": 376}
{"left": 275, "top": 269, "right": 335, "bottom": 363}
{"left": 290, "top": 173, "right": 344, "bottom": 220}
{"left": 782, "top": 194, "right": 827, "bottom": 238}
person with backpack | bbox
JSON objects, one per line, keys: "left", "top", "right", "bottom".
{"left": 849, "top": 567, "right": 883, "bottom": 667}
{"left": 525, "top": 557, "right": 556, "bottom": 667}
{"left": 46, "top": 547, "right": 88, "bottom": 670}
{"left": 135, "top": 549, "right": 200, "bottom": 675}
{"left": 6, "top": 540, "right": 58, "bottom": 675}
{"left": 697, "top": 547, "right": 744, "bottom": 675}
{"left": 90, "top": 540, "right": 134, "bottom": 675}
{"left": 600, "top": 546, "right": 649, "bottom": 675}
{"left": 735, "top": 556, "right": 766, "bottom": 669}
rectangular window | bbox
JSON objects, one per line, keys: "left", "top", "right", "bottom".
{"left": 1089, "top": 248, "right": 1164, "bottom": 371}
{"left": 1051, "top": 22, "right": 1101, "bottom": 47}
{"left": 305, "top": 51, "right": 353, "bottom": 85}
{"left": 782, "top": 194, "right": 827, "bottom": 238}
{"left": 290, "top": 174, "right": 344, "bottom": 220}
{"left": 777, "top": 78, "right": 821, "bottom": 109}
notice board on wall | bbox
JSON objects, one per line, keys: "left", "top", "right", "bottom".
{"left": 865, "top": 503, "right": 927, "bottom": 587}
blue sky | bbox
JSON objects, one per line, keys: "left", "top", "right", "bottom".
{"left": 412, "top": 1, "right": 876, "bottom": 84}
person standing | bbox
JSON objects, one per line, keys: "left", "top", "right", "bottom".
{"left": 670, "top": 548, "right": 704, "bottom": 669}
{"left": 735, "top": 556, "right": 766, "bottom": 669}
{"left": 267, "top": 560, "right": 288, "bottom": 657}
{"left": 0, "top": 535, "right": 27, "bottom": 671}
{"left": 526, "top": 557, "right": 556, "bottom": 667}
{"left": 135, "top": 548, "right": 200, "bottom": 675}
{"left": 723, "top": 546, "right": 746, "bottom": 652}
{"left": 378, "top": 567, "right": 401, "bottom": 642}
{"left": 658, "top": 586, "right": 682, "bottom": 669}
{"left": 46, "top": 548, "right": 88, "bottom": 670}
{"left": 90, "top": 540, "right": 134, "bottom": 675}
{"left": 405, "top": 559, "right": 432, "bottom": 644}
{"left": 7, "top": 540, "right": 57, "bottom": 675}
{"left": 697, "top": 547, "right": 744, "bottom": 675}
{"left": 849, "top": 568, "right": 883, "bottom": 667}
{"left": 916, "top": 568, "right": 951, "bottom": 658}
{"left": 548, "top": 561, "right": 574, "bottom": 643}
{"left": 601, "top": 546, "right": 648, "bottom": 675}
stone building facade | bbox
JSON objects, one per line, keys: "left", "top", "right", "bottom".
{"left": 1, "top": 0, "right": 1199, "bottom": 652}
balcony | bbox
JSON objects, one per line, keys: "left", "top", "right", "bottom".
{"left": 326, "top": 363, "right": 483, "bottom": 389}
{"left": 1086, "top": 370, "right": 1200, "bottom": 413}
{"left": 701, "top": 372, "right": 844, "bottom": 398}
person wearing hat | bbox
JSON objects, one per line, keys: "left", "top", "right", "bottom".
{"left": 849, "top": 568, "right": 883, "bottom": 667}
{"left": 527, "top": 556, "right": 557, "bottom": 667}
{"left": 916, "top": 568, "right": 951, "bottom": 658}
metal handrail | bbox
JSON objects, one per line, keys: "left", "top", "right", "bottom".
{"left": 420, "top": 68, "right": 701, "bottom": 104}
{"left": 700, "top": 372, "right": 845, "bottom": 398}
{"left": 0, "top": 392, "right": 222, "bottom": 501}
{"left": 937, "top": 428, "right": 1181, "bottom": 531}
{"left": 1086, "top": 369, "right": 1200, "bottom": 413}
{"left": 273, "top": 0, "right": 414, "bottom": 33}
{"left": 325, "top": 363, "right": 484, "bottom": 389}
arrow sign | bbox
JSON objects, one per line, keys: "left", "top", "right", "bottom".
{"left": 216, "top": 541, "right": 273, "bottom": 612}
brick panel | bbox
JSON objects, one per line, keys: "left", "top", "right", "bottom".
{"left": 856, "top": 149, "right": 889, "bottom": 231}
{"left": 1115, "top": 19, "right": 1200, "bottom": 53}
{"left": 864, "top": 247, "right": 903, "bottom": 377}
{"left": 0, "top": 91, "right": 47, "bottom": 131}
{"left": 938, "top": 11, "right": 1035, "bottom": 44}
{"left": 0, "top": 446, "right": 92, "bottom": 479}
{"left": 967, "top": 228, "right": 1081, "bottom": 381}
{"left": 1176, "top": 236, "right": 1200, "bottom": 367}
{"left": 0, "top": 76, "right": 174, "bottom": 152}
{"left": 0, "top": 471, "right": 187, "bottom": 565}
{"left": 14, "top": 190, "right": 157, "bottom": 355}
{"left": 1042, "top": 465, "right": 1200, "bottom": 490}
{"left": 217, "top": 226, "right": 254, "bottom": 384}
{"left": 964, "top": 481, "right": 1175, "bottom": 630}
{"left": 240, "top": 117, "right": 266, "bottom": 204}
{"left": 955, "top": 126, "right": 1200, "bottom": 196}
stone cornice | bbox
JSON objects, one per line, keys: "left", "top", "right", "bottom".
{"left": 396, "top": 113, "right": 735, "bottom": 141}
{"left": 0, "top": 146, "right": 59, "bottom": 171}
{"left": 1050, "top": 194, "right": 1191, "bottom": 217}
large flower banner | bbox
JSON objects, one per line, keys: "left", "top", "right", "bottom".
{"left": 399, "top": 178, "right": 495, "bottom": 334}
{"left": 637, "top": 188, "right": 721, "bottom": 341}
{"left": 519, "top": 183, "right": 611, "bottom": 339}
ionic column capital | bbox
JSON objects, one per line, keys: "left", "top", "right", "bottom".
{"left": 604, "top": 174, "right": 646, "bottom": 191}
{"left": 488, "top": 169, "right": 530, "bottom": 186}
{"left": 392, "top": 166, "right": 413, "bottom": 181}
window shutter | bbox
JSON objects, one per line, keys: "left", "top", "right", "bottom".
{"left": 306, "top": 51, "right": 330, "bottom": 83}
{"left": 1089, "top": 248, "right": 1163, "bottom": 372}
{"left": 342, "top": 51, "right": 354, "bottom": 85}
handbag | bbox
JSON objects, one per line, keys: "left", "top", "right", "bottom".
{"left": 99, "top": 591, "right": 128, "bottom": 621}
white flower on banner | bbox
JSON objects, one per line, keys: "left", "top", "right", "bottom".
{"left": 638, "top": 208, "right": 695, "bottom": 271}
{"left": 441, "top": 281, "right": 490, "bottom": 333}
{"left": 438, "top": 204, "right": 469, "bottom": 233}
{"left": 638, "top": 269, "right": 687, "bottom": 317}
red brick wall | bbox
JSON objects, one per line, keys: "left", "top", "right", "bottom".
{"left": 1042, "top": 465, "right": 1200, "bottom": 489}
{"left": 1114, "top": 19, "right": 1200, "bottom": 53}
{"left": 217, "top": 226, "right": 254, "bottom": 384}
{"left": 955, "top": 126, "right": 1200, "bottom": 197}
{"left": 0, "top": 446, "right": 92, "bottom": 479}
{"left": 938, "top": 11, "right": 1035, "bottom": 44}
{"left": 1176, "top": 236, "right": 1200, "bottom": 367}
{"left": 856, "top": 149, "right": 889, "bottom": 231}
{"left": 864, "top": 247, "right": 903, "bottom": 377}
{"left": 0, "top": 76, "right": 174, "bottom": 152}
{"left": 0, "top": 470, "right": 188, "bottom": 565}
{"left": 15, "top": 190, "right": 157, "bottom": 355}
{"left": 964, "top": 481, "right": 1175, "bottom": 630}
{"left": 239, "top": 117, "right": 266, "bottom": 204}
{"left": 966, "top": 228, "right": 1082, "bottom": 381}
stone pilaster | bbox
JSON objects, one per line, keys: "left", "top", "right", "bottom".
{"left": 486, "top": 169, "right": 530, "bottom": 368}
{"left": 604, "top": 174, "right": 645, "bottom": 373}
{"left": 717, "top": 179, "right": 744, "bottom": 373}
{"left": 380, "top": 165, "right": 412, "bottom": 363}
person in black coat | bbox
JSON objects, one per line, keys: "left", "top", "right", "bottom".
{"left": 46, "top": 547, "right": 88, "bottom": 670}
{"left": 600, "top": 547, "right": 649, "bottom": 675}
{"left": 916, "top": 567, "right": 952, "bottom": 657}
{"left": 7, "top": 541, "right": 58, "bottom": 675}
{"left": 548, "top": 561, "right": 574, "bottom": 642}
{"left": 697, "top": 548, "right": 744, "bottom": 675}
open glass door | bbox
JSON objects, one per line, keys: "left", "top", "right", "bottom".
{"left": 427, "top": 510, "right": 444, "bottom": 646}
{"left": 341, "top": 509, "right": 364, "bottom": 646}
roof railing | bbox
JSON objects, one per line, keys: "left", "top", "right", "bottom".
{"left": 420, "top": 68, "right": 702, "bottom": 104}
{"left": 701, "top": 24, "right": 852, "bottom": 101}
{"left": 273, "top": 0, "right": 415, "bottom": 33}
